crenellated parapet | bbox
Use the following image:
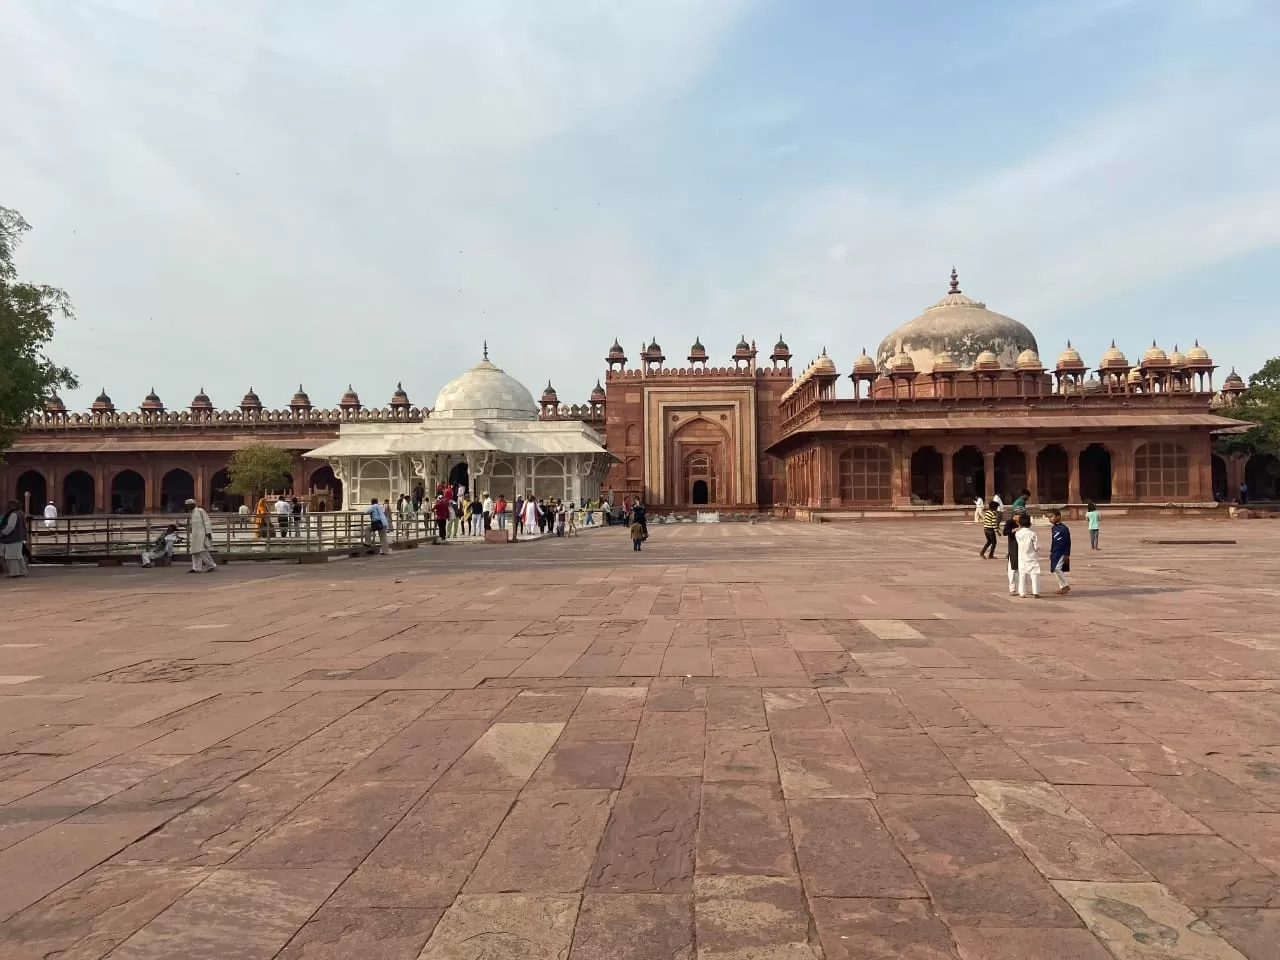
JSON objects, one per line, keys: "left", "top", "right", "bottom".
{"left": 605, "top": 365, "right": 792, "bottom": 381}
{"left": 25, "top": 406, "right": 429, "bottom": 430}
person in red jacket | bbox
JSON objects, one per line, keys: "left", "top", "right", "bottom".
{"left": 432, "top": 495, "right": 449, "bottom": 541}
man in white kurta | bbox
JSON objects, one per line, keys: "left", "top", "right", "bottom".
{"left": 43, "top": 501, "right": 58, "bottom": 529}
{"left": 521, "top": 497, "right": 540, "bottom": 535}
{"left": 185, "top": 499, "right": 217, "bottom": 573}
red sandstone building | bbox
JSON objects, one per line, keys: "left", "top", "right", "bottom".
{"left": 3, "top": 272, "right": 1271, "bottom": 516}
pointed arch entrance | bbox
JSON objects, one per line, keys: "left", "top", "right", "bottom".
{"left": 667, "top": 416, "right": 729, "bottom": 507}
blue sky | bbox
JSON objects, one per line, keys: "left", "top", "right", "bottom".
{"left": 2, "top": 0, "right": 1277, "bottom": 411}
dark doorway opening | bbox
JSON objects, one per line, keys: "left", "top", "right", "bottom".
{"left": 1037, "top": 445, "right": 1069, "bottom": 503}
{"left": 1211, "top": 455, "right": 1227, "bottom": 501}
{"left": 1245, "top": 453, "right": 1279, "bottom": 500}
{"left": 210, "top": 469, "right": 242, "bottom": 513}
{"left": 692, "top": 479, "right": 709, "bottom": 505}
{"left": 63, "top": 470, "right": 95, "bottom": 515}
{"left": 994, "top": 446, "right": 1027, "bottom": 502}
{"left": 910, "top": 446, "right": 943, "bottom": 504}
{"left": 15, "top": 470, "right": 47, "bottom": 511}
{"left": 448, "top": 461, "right": 470, "bottom": 495}
{"left": 160, "top": 469, "right": 194, "bottom": 512}
{"left": 952, "top": 446, "right": 984, "bottom": 504}
{"left": 309, "top": 465, "right": 343, "bottom": 510}
{"left": 1080, "top": 444, "right": 1112, "bottom": 503}
{"left": 111, "top": 470, "right": 145, "bottom": 514}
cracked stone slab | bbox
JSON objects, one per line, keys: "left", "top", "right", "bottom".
{"left": 810, "top": 897, "right": 958, "bottom": 959}
{"left": 569, "top": 893, "right": 694, "bottom": 960}
{"left": 589, "top": 777, "right": 699, "bottom": 894}
{"left": 107, "top": 868, "right": 348, "bottom": 960}
{"left": 694, "top": 875, "right": 817, "bottom": 958}
{"left": 276, "top": 905, "right": 442, "bottom": 959}
{"left": 970, "top": 779, "right": 1150, "bottom": 881}
{"left": 788, "top": 798, "right": 924, "bottom": 898}
{"left": 1052, "top": 880, "right": 1250, "bottom": 959}
{"left": 466, "top": 789, "right": 613, "bottom": 893}
{"left": 418, "top": 894, "right": 579, "bottom": 960}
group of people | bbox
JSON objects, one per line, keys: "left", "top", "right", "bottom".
{"left": 362, "top": 486, "right": 608, "bottom": 550}
{"left": 974, "top": 489, "right": 1096, "bottom": 598}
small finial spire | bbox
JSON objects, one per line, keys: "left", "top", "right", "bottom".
{"left": 949, "top": 266, "right": 960, "bottom": 294}
{"left": 1066, "top": 340, "right": 1072, "bottom": 348}
{"left": 482, "top": 340, "right": 488, "bottom": 361}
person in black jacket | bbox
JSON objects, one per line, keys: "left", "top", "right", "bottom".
{"left": 1002, "top": 514, "right": 1019, "bottom": 596}
{"left": 633, "top": 500, "right": 648, "bottom": 540}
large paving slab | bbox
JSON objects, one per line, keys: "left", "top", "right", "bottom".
{"left": 1, "top": 518, "right": 1279, "bottom": 957}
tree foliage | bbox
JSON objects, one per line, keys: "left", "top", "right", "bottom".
{"left": 225, "top": 443, "right": 294, "bottom": 501}
{"left": 1218, "top": 357, "right": 1280, "bottom": 467}
{"left": 0, "top": 206, "right": 78, "bottom": 455}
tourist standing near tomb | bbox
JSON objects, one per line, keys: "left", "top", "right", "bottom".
{"left": 184, "top": 498, "right": 217, "bottom": 573}
{"left": 274, "top": 496, "right": 291, "bottom": 537}
{"left": 482, "top": 492, "right": 493, "bottom": 532}
{"left": 432, "top": 494, "right": 448, "bottom": 541}
{"left": 0, "top": 500, "right": 29, "bottom": 578}
{"left": 567, "top": 503, "right": 578, "bottom": 536}
{"left": 495, "top": 495, "right": 507, "bottom": 531}
{"left": 521, "top": 495, "right": 539, "bottom": 535}
{"left": 1086, "top": 502, "right": 1101, "bottom": 550}
{"left": 973, "top": 495, "right": 984, "bottom": 524}
{"left": 469, "top": 496, "right": 484, "bottom": 536}
{"left": 1014, "top": 513, "right": 1041, "bottom": 598}
{"left": 633, "top": 500, "right": 648, "bottom": 540}
{"left": 365, "top": 498, "right": 389, "bottom": 555}
{"left": 979, "top": 501, "right": 999, "bottom": 558}
{"left": 631, "top": 517, "right": 644, "bottom": 551}
{"left": 1049, "top": 510, "right": 1071, "bottom": 595}
{"left": 291, "top": 497, "right": 303, "bottom": 536}
{"left": 1003, "top": 513, "right": 1020, "bottom": 596}
{"left": 447, "top": 496, "right": 461, "bottom": 539}
{"left": 43, "top": 500, "right": 57, "bottom": 529}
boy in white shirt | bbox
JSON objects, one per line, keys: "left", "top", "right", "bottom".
{"left": 1014, "top": 513, "right": 1041, "bottom": 599}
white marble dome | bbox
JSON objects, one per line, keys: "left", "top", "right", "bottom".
{"left": 876, "top": 269, "right": 1038, "bottom": 373}
{"left": 432, "top": 352, "right": 539, "bottom": 421}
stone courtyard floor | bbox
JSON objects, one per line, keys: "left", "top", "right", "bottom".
{"left": 0, "top": 518, "right": 1278, "bottom": 959}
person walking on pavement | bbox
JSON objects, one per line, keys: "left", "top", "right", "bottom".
{"left": 184, "top": 498, "right": 217, "bottom": 573}
{"left": 979, "top": 499, "right": 999, "bottom": 558}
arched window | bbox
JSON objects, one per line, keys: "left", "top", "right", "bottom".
{"left": 838, "top": 447, "right": 892, "bottom": 503}
{"left": 625, "top": 457, "right": 640, "bottom": 480}
{"left": 533, "top": 457, "right": 566, "bottom": 500}
{"left": 1134, "top": 442, "right": 1188, "bottom": 499}
{"left": 488, "top": 460, "right": 516, "bottom": 500}
{"left": 625, "top": 424, "right": 640, "bottom": 447}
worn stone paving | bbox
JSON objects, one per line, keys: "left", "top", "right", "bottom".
{"left": 0, "top": 518, "right": 1278, "bottom": 959}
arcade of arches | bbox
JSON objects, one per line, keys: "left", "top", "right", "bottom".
{"left": 1, "top": 454, "right": 336, "bottom": 515}
{"left": 779, "top": 435, "right": 1217, "bottom": 508}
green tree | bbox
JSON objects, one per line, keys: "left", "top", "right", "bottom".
{"left": 0, "top": 206, "right": 78, "bottom": 454}
{"left": 225, "top": 443, "right": 294, "bottom": 505}
{"left": 1219, "top": 358, "right": 1280, "bottom": 473}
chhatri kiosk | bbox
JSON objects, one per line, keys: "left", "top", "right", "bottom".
{"left": 304, "top": 349, "right": 614, "bottom": 506}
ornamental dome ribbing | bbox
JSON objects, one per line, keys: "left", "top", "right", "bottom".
{"left": 1140, "top": 341, "right": 1170, "bottom": 367}
{"left": 890, "top": 350, "right": 916, "bottom": 373}
{"left": 771, "top": 335, "right": 791, "bottom": 362}
{"left": 45, "top": 394, "right": 66, "bottom": 414}
{"left": 974, "top": 350, "right": 1001, "bottom": 372}
{"left": 339, "top": 385, "right": 361, "bottom": 410}
{"left": 590, "top": 380, "right": 606, "bottom": 402}
{"left": 190, "top": 388, "right": 213, "bottom": 413}
{"left": 688, "top": 337, "right": 707, "bottom": 359}
{"left": 1222, "top": 367, "right": 1246, "bottom": 391}
{"left": 541, "top": 381, "right": 558, "bottom": 403}
{"left": 390, "top": 382, "right": 411, "bottom": 408}
{"left": 92, "top": 389, "right": 115, "bottom": 412}
{"left": 811, "top": 350, "right": 837, "bottom": 375}
{"left": 239, "top": 388, "right": 262, "bottom": 412}
{"left": 607, "top": 339, "right": 626, "bottom": 361}
{"left": 290, "top": 385, "right": 312, "bottom": 410}
{"left": 1168, "top": 345, "right": 1187, "bottom": 368}
{"left": 876, "top": 268, "right": 1038, "bottom": 373}
{"left": 733, "top": 336, "right": 753, "bottom": 360}
{"left": 931, "top": 351, "right": 959, "bottom": 374}
{"left": 433, "top": 351, "right": 539, "bottom": 421}
{"left": 852, "top": 348, "right": 878, "bottom": 376}
{"left": 1056, "top": 341, "right": 1086, "bottom": 371}
{"left": 141, "top": 388, "right": 164, "bottom": 412}
{"left": 1185, "top": 340, "right": 1213, "bottom": 369}
{"left": 1015, "top": 348, "right": 1043, "bottom": 371}
{"left": 1099, "top": 341, "right": 1129, "bottom": 370}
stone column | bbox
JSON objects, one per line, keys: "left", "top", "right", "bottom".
{"left": 194, "top": 462, "right": 208, "bottom": 507}
{"left": 1190, "top": 438, "right": 1211, "bottom": 502}
{"left": 1067, "top": 443, "right": 1081, "bottom": 505}
{"left": 941, "top": 445, "right": 955, "bottom": 505}
{"left": 144, "top": 461, "right": 158, "bottom": 512}
{"left": 94, "top": 461, "right": 108, "bottom": 513}
{"left": 892, "top": 439, "right": 912, "bottom": 506}
{"left": 982, "top": 449, "right": 996, "bottom": 503}
{"left": 1025, "top": 445, "right": 1039, "bottom": 506}
{"left": 1114, "top": 437, "right": 1135, "bottom": 502}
